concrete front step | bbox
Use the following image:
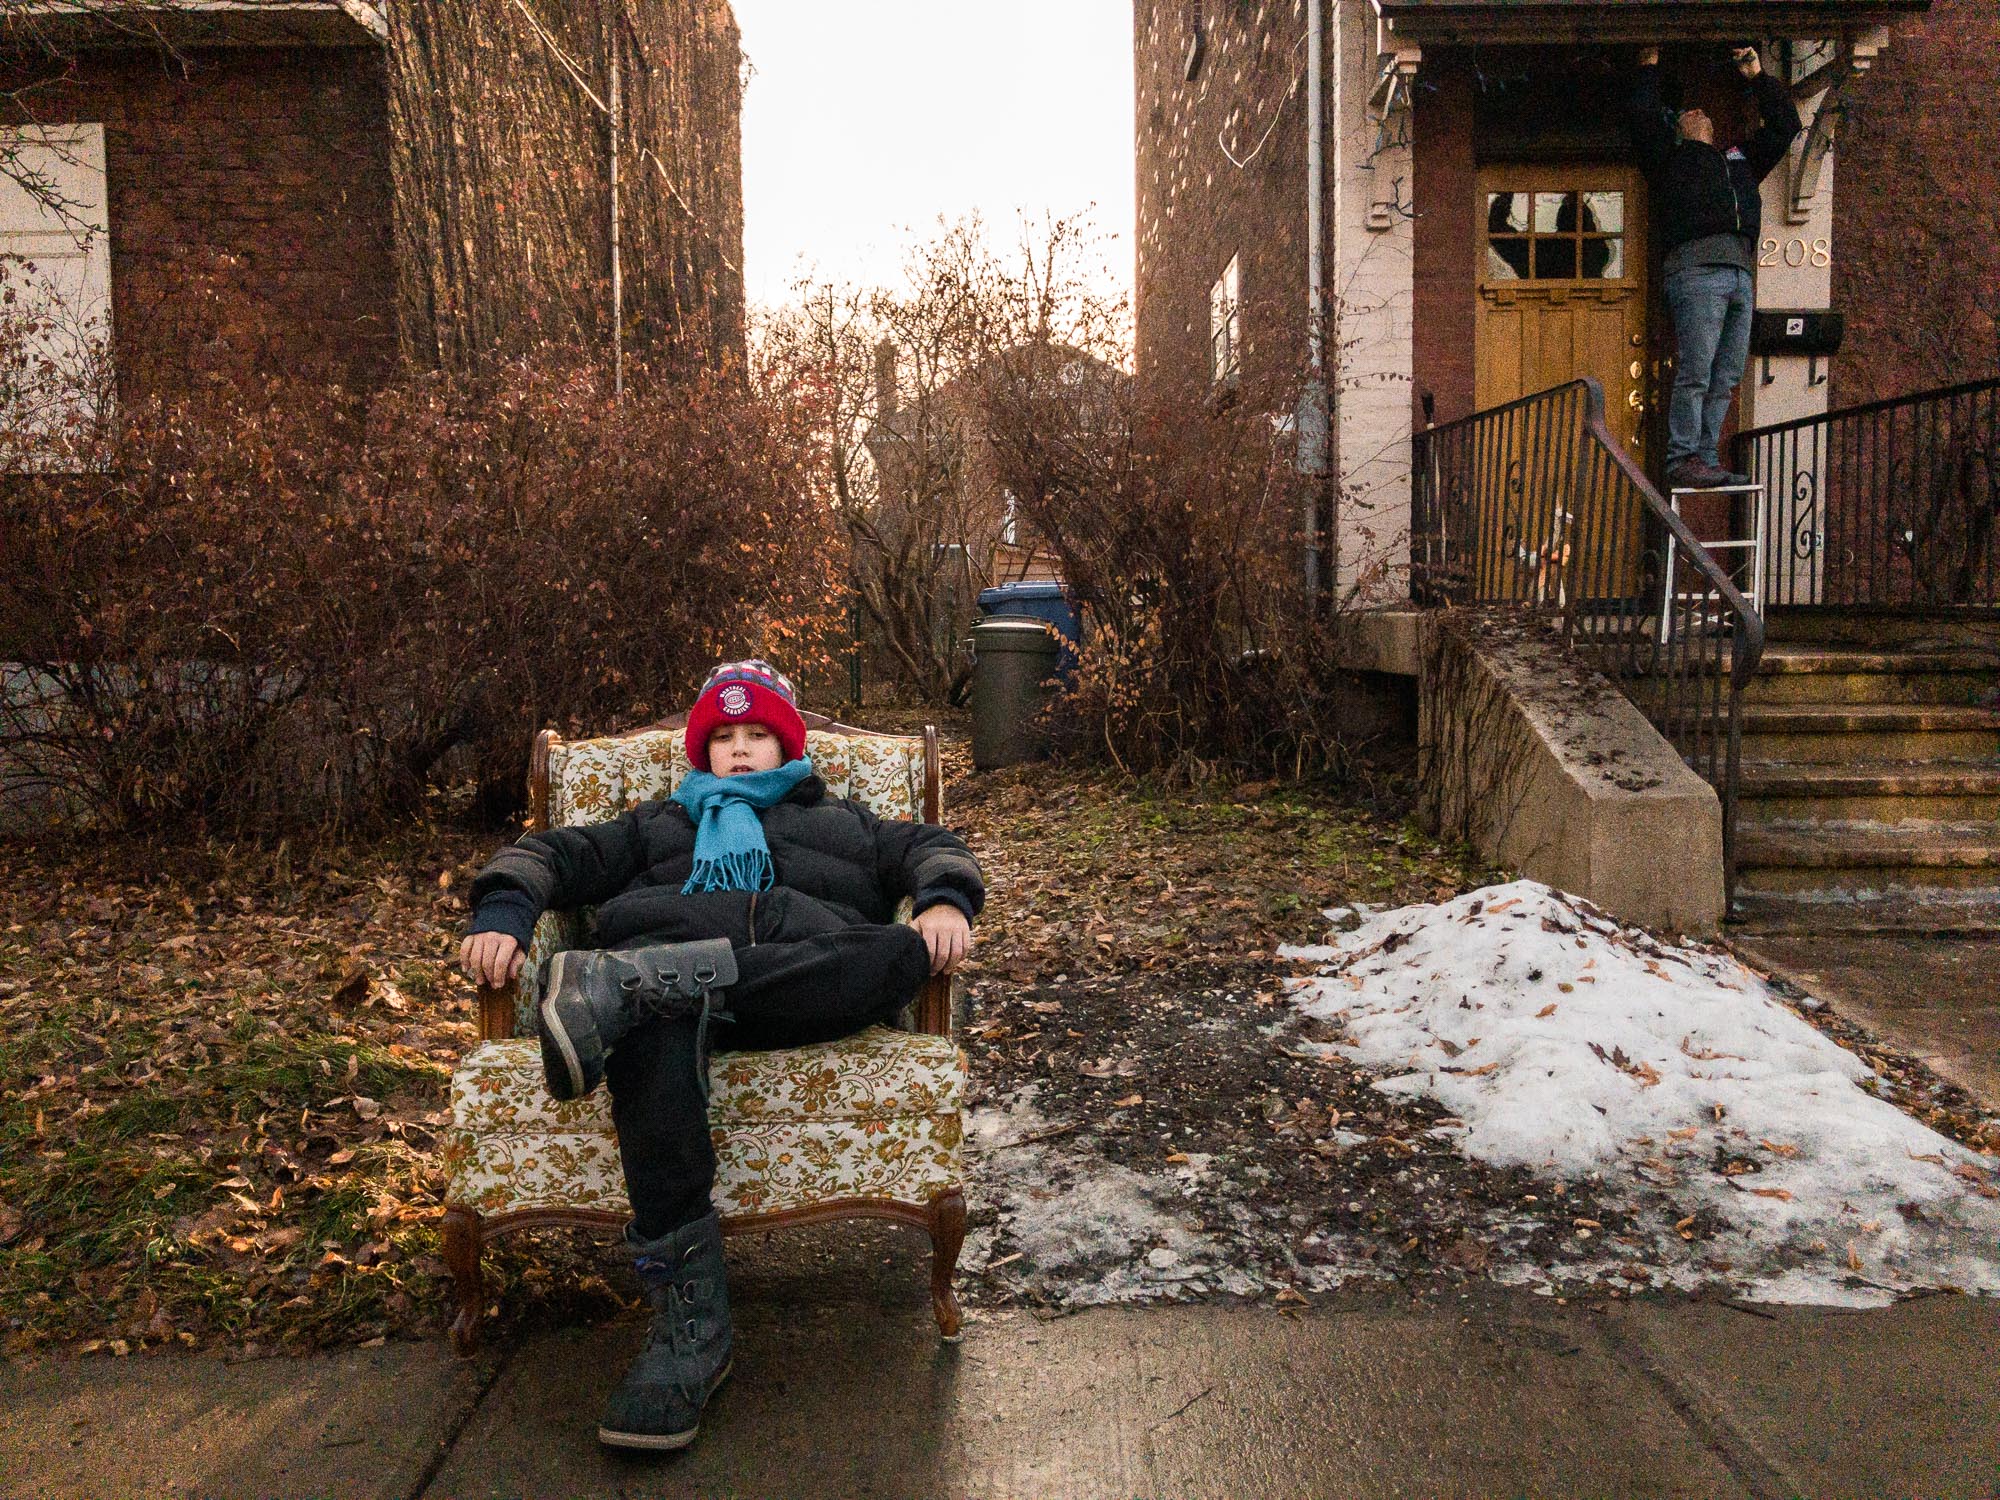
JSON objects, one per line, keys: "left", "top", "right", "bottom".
{"left": 1763, "top": 611, "right": 2000, "bottom": 652}
{"left": 1730, "top": 886, "right": 2000, "bottom": 933}
{"left": 1734, "top": 820, "right": 2000, "bottom": 899}
{"left": 1738, "top": 646, "right": 1995, "bottom": 707}
{"left": 1737, "top": 703, "right": 2000, "bottom": 763}
{"left": 1736, "top": 757, "right": 2000, "bottom": 822}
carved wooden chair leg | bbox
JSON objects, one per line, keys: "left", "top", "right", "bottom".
{"left": 927, "top": 1188, "right": 966, "bottom": 1341}
{"left": 442, "top": 1205, "right": 485, "bottom": 1356}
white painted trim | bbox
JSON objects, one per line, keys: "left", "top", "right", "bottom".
{"left": 0, "top": 123, "right": 114, "bottom": 470}
{"left": 9, "top": 1, "right": 386, "bottom": 46}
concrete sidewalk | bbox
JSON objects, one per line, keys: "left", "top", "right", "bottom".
{"left": 1734, "top": 931, "right": 2000, "bottom": 1108}
{"left": 5, "top": 1222, "right": 1997, "bottom": 1500}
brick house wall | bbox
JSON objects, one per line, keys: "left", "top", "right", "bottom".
{"left": 1134, "top": 0, "right": 1314, "bottom": 413}
{"left": 1409, "top": 49, "right": 1476, "bottom": 429}
{"left": 0, "top": 46, "right": 396, "bottom": 405}
{"left": 1831, "top": 0, "right": 2000, "bottom": 404}
{"left": 2, "top": 0, "right": 748, "bottom": 404}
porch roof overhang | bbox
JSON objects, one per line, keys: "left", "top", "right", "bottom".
{"left": 1373, "top": 0, "right": 1929, "bottom": 48}
{"left": 0, "top": 0, "right": 386, "bottom": 50}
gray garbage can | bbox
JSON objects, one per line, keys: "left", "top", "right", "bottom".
{"left": 969, "top": 616, "right": 1060, "bottom": 770}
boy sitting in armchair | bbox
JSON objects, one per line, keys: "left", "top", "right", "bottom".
{"left": 458, "top": 659, "right": 983, "bottom": 1452}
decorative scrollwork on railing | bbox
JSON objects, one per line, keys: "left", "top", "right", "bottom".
{"left": 1789, "top": 467, "right": 1819, "bottom": 561}
{"left": 1738, "top": 376, "right": 1999, "bottom": 611}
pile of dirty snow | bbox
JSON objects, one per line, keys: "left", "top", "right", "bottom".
{"left": 1282, "top": 880, "right": 2000, "bottom": 1303}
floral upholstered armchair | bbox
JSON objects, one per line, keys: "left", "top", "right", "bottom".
{"left": 439, "top": 713, "right": 969, "bottom": 1352}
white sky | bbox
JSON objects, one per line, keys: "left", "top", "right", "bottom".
{"left": 732, "top": 1, "right": 1135, "bottom": 312}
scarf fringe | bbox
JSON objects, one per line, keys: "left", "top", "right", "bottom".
{"left": 683, "top": 848, "right": 774, "bottom": 895}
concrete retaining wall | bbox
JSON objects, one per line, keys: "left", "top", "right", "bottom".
{"left": 1417, "top": 618, "right": 1725, "bottom": 936}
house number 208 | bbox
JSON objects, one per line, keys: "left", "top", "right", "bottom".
{"left": 1758, "top": 236, "right": 1832, "bottom": 268}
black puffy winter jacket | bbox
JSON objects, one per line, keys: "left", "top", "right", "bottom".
{"left": 467, "top": 773, "right": 984, "bottom": 951}
{"left": 1629, "top": 64, "right": 1803, "bottom": 260}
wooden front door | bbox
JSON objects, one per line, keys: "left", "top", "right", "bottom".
{"left": 1475, "top": 164, "right": 1649, "bottom": 448}
{"left": 1474, "top": 165, "right": 1650, "bottom": 599}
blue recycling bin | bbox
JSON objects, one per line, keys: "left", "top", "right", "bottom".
{"left": 976, "top": 582, "right": 1081, "bottom": 679}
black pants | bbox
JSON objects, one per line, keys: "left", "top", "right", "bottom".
{"left": 600, "top": 894, "right": 931, "bottom": 1238}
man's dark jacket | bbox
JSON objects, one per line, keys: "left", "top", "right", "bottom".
{"left": 1629, "top": 64, "right": 1803, "bottom": 260}
{"left": 468, "top": 774, "right": 984, "bottom": 950}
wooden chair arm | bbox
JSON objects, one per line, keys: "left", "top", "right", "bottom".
{"left": 916, "top": 972, "right": 953, "bottom": 1036}
{"left": 478, "top": 980, "right": 518, "bottom": 1042}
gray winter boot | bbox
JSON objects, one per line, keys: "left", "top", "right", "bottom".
{"left": 537, "top": 938, "right": 738, "bottom": 1102}
{"left": 598, "top": 1209, "right": 734, "bottom": 1451}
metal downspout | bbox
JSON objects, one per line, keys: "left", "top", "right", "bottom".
{"left": 1298, "top": 0, "right": 1329, "bottom": 612}
{"left": 609, "top": 44, "right": 624, "bottom": 399}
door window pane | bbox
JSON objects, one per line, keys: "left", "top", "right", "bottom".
{"left": 1533, "top": 238, "right": 1578, "bottom": 279}
{"left": 1581, "top": 237, "right": 1624, "bottom": 279}
{"left": 1486, "top": 238, "right": 1530, "bottom": 279}
{"left": 1532, "top": 192, "right": 1575, "bottom": 234}
{"left": 1486, "top": 192, "right": 1530, "bottom": 234}
{"left": 1581, "top": 191, "right": 1623, "bottom": 233}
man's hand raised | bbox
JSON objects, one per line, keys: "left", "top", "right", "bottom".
{"left": 460, "top": 931, "right": 526, "bottom": 990}
{"left": 1639, "top": 45, "right": 1660, "bottom": 67}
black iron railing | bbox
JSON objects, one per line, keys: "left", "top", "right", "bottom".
{"left": 1732, "top": 377, "right": 2000, "bottom": 612}
{"left": 1413, "top": 377, "right": 1766, "bottom": 896}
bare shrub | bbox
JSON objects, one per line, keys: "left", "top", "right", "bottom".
{"left": 955, "top": 242, "right": 1363, "bottom": 782}
{"left": 0, "top": 355, "right": 840, "bottom": 835}
{"left": 985, "top": 364, "right": 1358, "bottom": 779}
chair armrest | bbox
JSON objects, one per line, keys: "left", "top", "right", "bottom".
{"left": 476, "top": 978, "right": 518, "bottom": 1041}
{"left": 475, "top": 908, "right": 585, "bottom": 1042}
{"left": 899, "top": 897, "right": 962, "bottom": 1038}
{"left": 915, "top": 972, "right": 959, "bottom": 1038}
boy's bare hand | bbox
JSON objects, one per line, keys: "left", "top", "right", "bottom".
{"left": 1638, "top": 44, "right": 1660, "bottom": 67}
{"left": 460, "top": 931, "right": 525, "bottom": 989}
{"left": 912, "top": 905, "right": 972, "bottom": 976}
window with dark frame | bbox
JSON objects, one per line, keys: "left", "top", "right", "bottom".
{"left": 1183, "top": 0, "right": 1206, "bottom": 80}
{"left": 1483, "top": 190, "right": 1626, "bottom": 282}
{"left": 1209, "top": 253, "right": 1240, "bottom": 390}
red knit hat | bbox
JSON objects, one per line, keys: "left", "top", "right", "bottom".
{"left": 685, "top": 659, "right": 808, "bottom": 771}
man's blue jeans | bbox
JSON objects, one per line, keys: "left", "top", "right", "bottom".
{"left": 1664, "top": 264, "right": 1755, "bottom": 469}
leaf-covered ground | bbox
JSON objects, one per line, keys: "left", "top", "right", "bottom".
{"left": 0, "top": 824, "right": 623, "bottom": 1357}
{"left": 2, "top": 724, "right": 1984, "bottom": 1354}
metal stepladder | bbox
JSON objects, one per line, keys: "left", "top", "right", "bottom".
{"left": 1660, "top": 480, "right": 1765, "bottom": 643}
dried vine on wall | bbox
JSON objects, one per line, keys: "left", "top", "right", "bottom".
{"left": 384, "top": 0, "right": 745, "bottom": 377}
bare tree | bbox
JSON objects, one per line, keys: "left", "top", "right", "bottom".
{"left": 754, "top": 215, "right": 1128, "bottom": 704}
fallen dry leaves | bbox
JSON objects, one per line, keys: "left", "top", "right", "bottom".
{"left": 0, "top": 824, "right": 617, "bottom": 1356}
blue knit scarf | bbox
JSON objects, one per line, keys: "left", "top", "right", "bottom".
{"left": 672, "top": 757, "right": 815, "bottom": 895}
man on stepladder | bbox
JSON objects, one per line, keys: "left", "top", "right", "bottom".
{"left": 1630, "top": 42, "right": 1803, "bottom": 490}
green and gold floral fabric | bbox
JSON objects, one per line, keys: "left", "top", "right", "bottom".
{"left": 547, "top": 727, "right": 926, "bottom": 827}
{"left": 443, "top": 1030, "right": 967, "bottom": 1219}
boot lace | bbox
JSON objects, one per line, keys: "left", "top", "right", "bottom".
{"left": 628, "top": 956, "right": 735, "bottom": 1102}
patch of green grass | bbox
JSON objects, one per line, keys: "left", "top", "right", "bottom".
{"left": 0, "top": 1014, "right": 449, "bottom": 1350}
